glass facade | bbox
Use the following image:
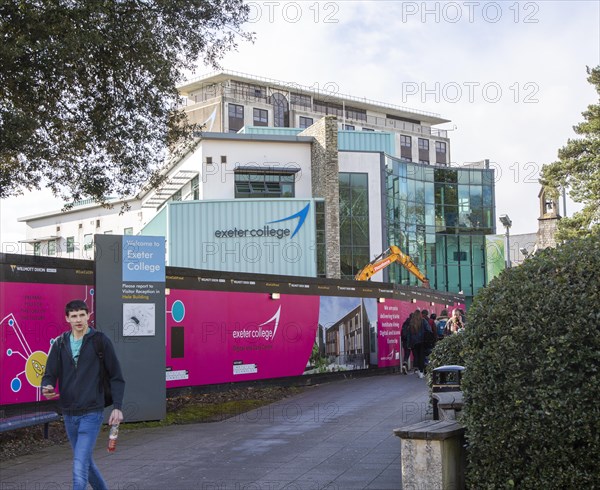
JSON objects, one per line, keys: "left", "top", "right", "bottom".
{"left": 339, "top": 172, "right": 370, "bottom": 279}
{"left": 385, "top": 156, "right": 495, "bottom": 296}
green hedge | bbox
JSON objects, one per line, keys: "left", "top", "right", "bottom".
{"left": 461, "top": 232, "right": 600, "bottom": 488}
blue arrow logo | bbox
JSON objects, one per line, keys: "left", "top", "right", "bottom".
{"left": 267, "top": 203, "right": 310, "bottom": 238}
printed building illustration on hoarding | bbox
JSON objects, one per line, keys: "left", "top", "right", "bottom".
{"left": 325, "top": 300, "right": 371, "bottom": 368}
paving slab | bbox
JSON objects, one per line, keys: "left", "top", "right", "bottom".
{"left": 0, "top": 373, "right": 431, "bottom": 490}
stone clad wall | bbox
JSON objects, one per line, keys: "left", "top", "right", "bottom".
{"left": 300, "top": 116, "right": 341, "bottom": 279}
{"left": 537, "top": 217, "right": 560, "bottom": 250}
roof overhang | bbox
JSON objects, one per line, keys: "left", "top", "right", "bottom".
{"left": 19, "top": 235, "right": 60, "bottom": 243}
{"left": 233, "top": 166, "right": 301, "bottom": 175}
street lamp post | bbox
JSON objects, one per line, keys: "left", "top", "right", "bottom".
{"left": 499, "top": 214, "right": 512, "bottom": 268}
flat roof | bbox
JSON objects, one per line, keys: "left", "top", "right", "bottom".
{"left": 199, "top": 132, "right": 314, "bottom": 144}
{"left": 178, "top": 70, "right": 451, "bottom": 126}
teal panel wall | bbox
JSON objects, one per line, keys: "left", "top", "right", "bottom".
{"left": 338, "top": 131, "right": 395, "bottom": 155}
{"left": 167, "top": 199, "right": 317, "bottom": 277}
{"left": 141, "top": 206, "right": 168, "bottom": 237}
{"left": 240, "top": 126, "right": 303, "bottom": 136}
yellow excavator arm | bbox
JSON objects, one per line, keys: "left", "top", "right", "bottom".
{"left": 355, "top": 245, "right": 430, "bottom": 288}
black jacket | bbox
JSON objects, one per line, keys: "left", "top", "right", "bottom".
{"left": 42, "top": 328, "right": 125, "bottom": 414}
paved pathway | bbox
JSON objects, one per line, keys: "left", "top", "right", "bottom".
{"left": 0, "top": 373, "right": 431, "bottom": 490}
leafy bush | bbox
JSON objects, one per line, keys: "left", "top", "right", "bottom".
{"left": 461, "top": 232, "right": 600, "bottom": 488}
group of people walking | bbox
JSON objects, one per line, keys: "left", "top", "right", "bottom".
{"left": 400, "top": 308, "right": 465, "bottom": 378}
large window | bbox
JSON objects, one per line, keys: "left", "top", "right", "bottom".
{"left": 290, "top": 92, "right": 311, "bottom": 108}
{"left": 418, "top": 138, "right": 430, "bottom": 164}
{"left": 234, "top": 172, "right": 295, "bottom": 198}
{"left": 226, "top": 81, "right": 266, "bottom": 102}
{"left": 66, "top": 236, "right": 75, "bottom": 253}
{"left": 253, "top": 108, "right": 268, "bottom": 126}
{"left": 339, "top": 173, "right": 370, "bottom": 279}
{"left": 270, "top": 93, "right": 289, "bottom": 127}
{"left": 228, "top": 103, "right": 244, "bottom": 133}
{"left": 435, "top": 141, "right": 447, "bottom": 164}
{"left": 400, "top": 135, "right": 412, "bottom": 161}
{"left": 313, "top": 99, "right": 344, "bottom": 117}
{"left": 346, "top": 107, "right": 367, "bottom": 122}
{"left": 299, "top": 116, "right": 313, "bottom": 129}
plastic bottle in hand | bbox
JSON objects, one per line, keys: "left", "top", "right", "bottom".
{"left": 107, "top": 424, "right": 119, "bottom": 453}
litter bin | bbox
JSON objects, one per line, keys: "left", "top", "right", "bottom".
{"left": 432, "top": 365, "right": 465, "bottom": 420}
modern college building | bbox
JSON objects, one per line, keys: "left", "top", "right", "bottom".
{"left": 17, "top": 71, "right": 496, "bottom": 300}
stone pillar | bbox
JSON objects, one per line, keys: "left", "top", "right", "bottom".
{"left": 299, "top": 116, "right": 340, "bottom": 279}
{"left": 536, "top": 187, "right": 561, "bottom": 250}
{"left": 537, "top": 217, "right": 561, "bottom": 249}
{"left": 394, "top": 420, "right": 466, "bottom": 489}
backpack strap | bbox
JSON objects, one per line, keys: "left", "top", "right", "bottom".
{"left": 55, "top": 331, "right": 69, "bottom": 381}
{"left": 93, "top": 332, "right": 107, "bottom": 394}
{"left": 93, "top": 331, "right": 105, "bottom": 363}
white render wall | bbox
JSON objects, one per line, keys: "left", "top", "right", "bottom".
{"left": 338, "top": 151, "right": 384, "bottom": 281}
{"left": 17, "top": 200, "right": 149, "bottom": 259}
{"left": 199, "top": 139, "right": 312, "bottom": 200}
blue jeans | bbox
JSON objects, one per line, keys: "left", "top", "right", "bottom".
{"left": 63, "top": 410, "right": 108, "bottom": 490}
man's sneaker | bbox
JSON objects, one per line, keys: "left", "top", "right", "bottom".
{"left": 401, "top": 363, "right": 408, "bottom": 375}
{"left": 418, "top": 371, "right": 424, "bottom": 379}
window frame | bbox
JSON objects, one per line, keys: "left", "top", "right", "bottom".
{"left": 66, "top": 236, "right": 75, "bottom": 253}
{"left": 234, "top": 171, "right": 296, "bottom": 198}
{"left": 299, "top": 116, "right": 313, "bottom": 129}
{"left": 228, "top": 103, "right": 244, "bottom": 133}
{"left": 253, "top": 108, "right": 268, "bottom": 126}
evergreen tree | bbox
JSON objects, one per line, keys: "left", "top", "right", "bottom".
{"left": 541, "top": 65, "right": 600, "bottom": 240}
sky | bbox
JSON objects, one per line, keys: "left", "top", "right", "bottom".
{"left": 1, "top": 0, "right": 599, "bottom": 250}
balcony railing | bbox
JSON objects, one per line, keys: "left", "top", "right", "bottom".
{"left": 182, "top": 69, "right": 443, "bottom": 118}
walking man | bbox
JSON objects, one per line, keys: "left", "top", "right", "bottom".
{"left": 42, "top": 299, "right": 125, "bottom": 490}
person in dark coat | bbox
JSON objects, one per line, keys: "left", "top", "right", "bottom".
{"left": 42, "top": 299, "right": 125, "bottom": 490}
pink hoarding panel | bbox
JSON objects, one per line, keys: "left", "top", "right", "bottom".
{"left": 165, "top": 290, "right": 320, "bottom": 387}
{"left": 377, "top": 299, "right": 412, "bottom": 367}
{"left": 0, "top": 282, "right": 94, "bottom": 405}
